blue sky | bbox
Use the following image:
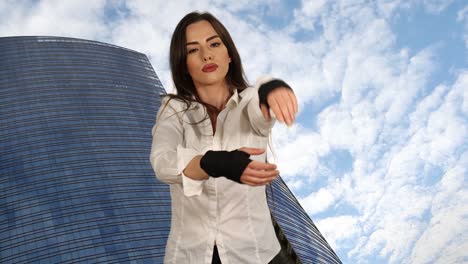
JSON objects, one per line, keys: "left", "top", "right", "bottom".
{"left": 1, "top": 0, "right": 466, "bottom": 263}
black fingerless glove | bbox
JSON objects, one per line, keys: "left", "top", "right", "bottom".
{"left": 200, "top": 150, "right": 252, "bottom": 183}
{"left": 258, "top": 79, "right": 292, "bottom": 108}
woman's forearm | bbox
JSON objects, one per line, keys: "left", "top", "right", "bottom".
{"left": 183, "top": 155, "right": 210, "bottom": 180}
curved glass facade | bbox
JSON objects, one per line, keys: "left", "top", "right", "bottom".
{"left": 0, "top": 36, "right": 340, "bottom": 263}
{"left": 268, "top": 178, "right": 342, "bottom": 264}
{"left": 0, "top": 36, "right": 167, "bottom": 263}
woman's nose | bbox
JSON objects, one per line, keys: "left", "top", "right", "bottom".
{"left": 201, "top": 49, "right": 213, "bottom": 61}
{"left": 203, "top": 54, "right": 212, "bottom": 61}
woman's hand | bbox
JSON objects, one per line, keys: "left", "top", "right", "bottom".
{"left": 238, "top": 147, "right": 279, "bottom": 186}
{"left": 260, "top": 87, "right": 298, "bottom": 126}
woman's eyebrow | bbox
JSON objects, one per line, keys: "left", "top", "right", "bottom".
{"left": 206, "top": 35, "right": 220, "bottom": 42}
{"left": 186, "top": 35, "right": 220, "bottom": 46}
{"left": 186, "top": 41, "right": 198, "bottom": 46}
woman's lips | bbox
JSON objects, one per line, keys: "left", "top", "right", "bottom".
{"left": 202, "top": 63, "right": 218, "bottom": 72}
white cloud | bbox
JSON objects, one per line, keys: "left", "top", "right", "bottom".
{"left": 345, "top": 71, "right": 467, "bottom": 263}
{"left": 272, "top": 124, "right": 328, "bottom": 180}
{"left": 286, "top": 1, "right": 467, "bottom": 263}
{"left": 410, "top": 157, "right": 468, "bottom": 263}
{"left": 316, "top": 215, "right": 360, "bottom": 250}
{"left": 344, "top": 72, "right": 466, "bottom": 263}
{"left": 0, "top": 0, "right": 109, "bottom": 39}
{"left": 375, "top": 0, "right": 411, "bottom": 18}
{"left": 318, "top": 105, "right": 355, "bottom": 149}
{"left": 421, "top": 0, "right": 455, "bottom": 14}
{"left": 300, "top": 0, "right": 327, "bottom": 17}
{"left": 299, "top": 186, "right": 337, "bottom": 215}
{"left": 292, "top": 0, "right": 327, "bottom": 31}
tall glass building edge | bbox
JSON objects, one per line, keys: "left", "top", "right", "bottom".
{"left": 0, "top": 36, "right": 341, "bottom": 264}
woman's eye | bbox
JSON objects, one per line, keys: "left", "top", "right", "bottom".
{"left": 211, "top": 42, "right": 221, "bottom": 47}
{"left": 187, "top": 48, "right": 198, "bottom": 54}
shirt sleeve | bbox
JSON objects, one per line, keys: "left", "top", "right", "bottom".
{"left": 246, "top": 76, "right": 277, "bottom": 137}
{"left": 149, "top": 97, "right": 205, "bottom": 196}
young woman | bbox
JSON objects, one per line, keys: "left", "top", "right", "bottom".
{"left": 150, "top": 11, "right": 298, "bottom": 264}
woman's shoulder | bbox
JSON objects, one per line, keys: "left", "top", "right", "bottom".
{"left": 238, "top": 86, "right": 256, "bottom": 100}
{"left": 157, "top": 95, "right": 203, "bottom": 121}
{"left": 156, "top": 95, "right": 184, "bottom": 118}
{"left": 160, "top": 94, "right": 198, "bottom": 111}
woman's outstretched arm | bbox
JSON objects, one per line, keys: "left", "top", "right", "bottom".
{"left": 246, "top": 76, "right": 298, "bottom": 136}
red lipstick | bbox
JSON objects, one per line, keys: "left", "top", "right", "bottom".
{"left": 202, "top": 63, "right": 218, "bottom": 72}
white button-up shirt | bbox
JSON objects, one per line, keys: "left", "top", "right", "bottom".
{"left": 150, "top": 81, "right": 281, "bottom": 264}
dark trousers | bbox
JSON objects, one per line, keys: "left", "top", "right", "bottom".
{"left": 211, "top": 245, "right": 222, "bottom": 264}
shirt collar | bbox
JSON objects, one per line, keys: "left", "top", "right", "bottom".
{"left": 225, "top": 88, "right": 240, "bottom": 109}
{"left": 190, "top": 88, "right": 240, "bottom": 110}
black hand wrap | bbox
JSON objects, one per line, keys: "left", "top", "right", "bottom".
{"left": 258, "top": 79, "right": 292, "bottom": 108}
{"left": 200, "top": 150, "right": 252, "bottom": 183}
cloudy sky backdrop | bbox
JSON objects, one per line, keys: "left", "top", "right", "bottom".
{"left": 1, "top": 0, "right": 467, "bottom": 263}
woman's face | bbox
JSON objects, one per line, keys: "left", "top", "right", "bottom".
{"left": 185, "top": 20, "right": 231, "bottom": 89}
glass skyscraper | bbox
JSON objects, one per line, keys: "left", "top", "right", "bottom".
{"left": 0, "top": 36, "right": 341, "bottom": 263}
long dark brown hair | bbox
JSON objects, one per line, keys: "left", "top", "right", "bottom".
{"left": 161, "top": 11, "right": 249, "bottom": 120}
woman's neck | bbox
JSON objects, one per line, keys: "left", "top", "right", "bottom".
{"left": 195, "top": 82, "right": 231, "bottom": 110}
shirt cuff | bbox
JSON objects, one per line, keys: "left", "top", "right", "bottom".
{"left": 177, "top": 145, "right": 205, "bottom": 197}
